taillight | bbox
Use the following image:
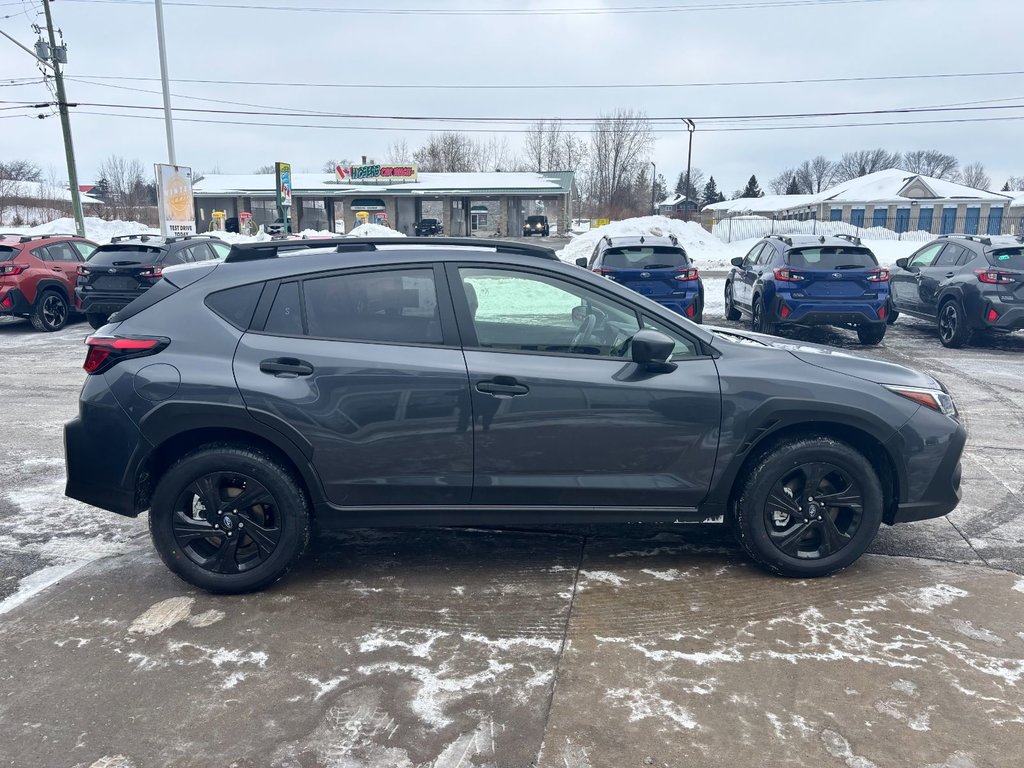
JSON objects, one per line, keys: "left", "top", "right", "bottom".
{"left": 673, "top": 267, "right": 700, "bottom": 282}
{"left": 83, "top": 335, "right": 168, "bottom": 375}
{"left": 138, "top": 266, "right": 163, "bottom": 279}
{"left": 77, "top": 265, "right": 90, "bottom": 276}
{"left": 593, "top": 268, "right": 614, "bottom": 277}
{"left": 0, "top": 264, "right": 27, "bottom": 276}
{"left": 976, "top": 269, "right": 1015, "bottom": 284}
{"left": 867, "top": 269, "right": 890, "bottom": 282}
{"left": 773, "top": 268, "right": 804, "bottom": 282}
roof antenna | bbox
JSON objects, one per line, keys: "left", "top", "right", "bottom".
{"left": 640, "top": 235, "right": 645, "bottom": 244}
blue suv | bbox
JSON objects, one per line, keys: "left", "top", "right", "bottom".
{"left": 725, "top": 234, "right": 890, "bottom": 344}
{"left": 577, "top": 234, "right": 704, "bottom": 322}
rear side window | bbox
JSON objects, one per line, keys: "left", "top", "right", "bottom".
{"left": 303, "top": 269, "right": 441, "bottom": 345}
{"left": 0, "top": 246, "right": 16, "bottom": 262}
{"left": 265, "top": 282, "right": 304, "bottom": 336}
{"left": 88, "top": 245, "right": 163, "bottom": 266}
{"left": 108, "top": 279, "right": 180, "bottom": 323}
{"left": 936, "top": 244, "right": 968, "bottom": 267}
{"left": 602, "top": 246, "right": 688, "bottom": 269}
{"left": 786, "top": 247, "right": 878, "bottom": 269}
{"left": 988, "top": 248, "right": 1024, "bottom": 269}
{"left": 44, "top": 242, "right": 80, "bottom": 262}
{"left": 206, "top": 283, "right": 263, "bottom": 329}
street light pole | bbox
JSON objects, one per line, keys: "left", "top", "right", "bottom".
{"left": 154, "top": 0, "right": 176, "bottom": 164}
{"left": 41, "top": 0, "right": 85, "bottom": 237}
{"left": 650, "top": 161, "right": 657, "bottom": 216}
{"left": 682, "top": 118, "right": 695, "bottom": 221}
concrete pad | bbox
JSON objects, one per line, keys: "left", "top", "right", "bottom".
{"left": 537, "top": 549, "right": 1024, "bottom": 768}
{"left": 0, "top": 528, "right": 582, "bottom": 768}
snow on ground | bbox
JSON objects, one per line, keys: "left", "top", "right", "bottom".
{"left": 558, "top": 216, "right": 733, "bottom": 269}
{"left": 712, "top": 215, "right": 936, "bottom": 245}
{"left": 347, "top": 223, "right": 406, "bottom": 238}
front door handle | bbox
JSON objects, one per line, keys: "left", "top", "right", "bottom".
{"left": 260, "top": 358, "right": 314, "bottom": 377}
{"left": 476, "top": 377, "right": 529, "bottom": 398}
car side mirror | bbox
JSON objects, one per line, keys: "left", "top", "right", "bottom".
{"left": 731, "top": 256, "right": 744, "bottom": 268}
{"left": 630, "top": 329, "right": 677, "bottom": 373}
{"left": 575, "top": 257, "right": 589, "bottom": 268}
{"left": 895, "top": 257, "right": 909, "bottom": 270}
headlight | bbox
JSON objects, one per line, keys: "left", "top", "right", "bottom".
{"left": 884, "top": 385, "right": 958, "bottom": 418}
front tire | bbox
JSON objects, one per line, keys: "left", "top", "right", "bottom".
{"left": 86, "top": 312, "right": 108, "bottom": 330}
{"left": 856, "top": 324, "right": 886, "bottom": 345}
{"left": 937, "top": 299, "right": 972, "bottom": 348}
{"left": 733, "top": 436, "right": 883, "bottom": 578}
{"left": 724, "top": 282, "right": 742, "bottom": 321}
{"left": 30, "top": 290, "right": 69, "bottom": 332}
{"left": 149, "top": 445, "right": 311, "bottom": 594}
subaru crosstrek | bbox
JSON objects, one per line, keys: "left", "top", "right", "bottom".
{"left": 65, "top": 236, "right": 965, "bottom": 593}
{"left": 579, "top": 234, "right": 704, "bottom": 322}
{"left": 725, "top": 234, "right": 890, "bottom": 344}
{"left": 889, "top": 234, "right": 1024, "bottom": 348}
{"left": 0, "top": 233, "right": 97, "bottom": 331}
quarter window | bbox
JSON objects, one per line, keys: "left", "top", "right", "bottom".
{"left": 458, "top": 267, "right": 640, "bottom": 357}
{"left": 265, "top": 282, "right": 304, "bottom": 336}
{"left": 303, "top": 269, "right": 441, "bottom": 345}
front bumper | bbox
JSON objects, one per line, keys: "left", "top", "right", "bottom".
{"left": 885, "top": 408, "right": 967, "bottom": 524}
{"left": 0, "top": 287, "right": 31, "bottom": 315}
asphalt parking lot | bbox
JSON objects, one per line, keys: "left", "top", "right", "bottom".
{"left": 1, "top": 284, "right": 1023, "bottom": 768}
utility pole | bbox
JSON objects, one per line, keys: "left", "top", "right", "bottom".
{"left": 154, "top": 0, "right": 176, "bottom": 164}
{"left": 41, "top": 0, "right": 85, "bottom": 237}
{"left": 682, "top": 119, "right": 695, "bottom": 222}
{"left": 650, "top": 161, "right": 657, "bottom": 216}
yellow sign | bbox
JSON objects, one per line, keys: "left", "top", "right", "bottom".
{"left": 155, "top": 164, "right": 196, "bottom": 237}
{"left": 595, "top": 218, "right": 611, "bottom": 227}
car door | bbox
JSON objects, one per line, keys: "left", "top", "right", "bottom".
{"left": 448, "top": 263, "right": 721, "bottom": 509}
{"left": 891, "top": 242, "right": 944, "bottom": 314}
{"left": 232, "top": 264, "right": 474, "bottom": 507}
{"left": 919, "top": 243, "right": 966, "bottom": 317}
{"left": 736, "top": 243, "right": 767, "bottom": 308}
{"left": 41, "top": 242, "right": 81, "bottom": 295}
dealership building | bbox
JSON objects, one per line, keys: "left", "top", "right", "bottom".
{"left": 192, "top": 165, "right": 574, "bottom": 236}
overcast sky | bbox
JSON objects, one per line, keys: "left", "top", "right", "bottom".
{"left": 1, "top": 0, "right": 1021, "bottom": 193}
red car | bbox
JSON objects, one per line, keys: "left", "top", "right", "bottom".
{"left": 0, "top": 233, "right": 98, "bottom": 331}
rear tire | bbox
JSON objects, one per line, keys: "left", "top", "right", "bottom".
{"left": 856, "top": 324, "right": 886, "bottom": 345}
{"left": 148, "top": 444, "right": 311, "bottom": 594}
{"left": 752, "top": 296, "right": 776, "bottom": 335}
{"left": 30, "top": 290, "right": 69, "bottom": 332}
{"left": 886, "top": 302, "right": 899, "bottom": 325}
{"left": 86, "top": 312, "right": 108, "bottom": 330}
{"left": 724, "top": 282, "right": 741, "bottom": 321}
{"left": 937, "top": 299, "right": 972, "bottom": 348}
{"left": 733, "top": 436, "right": 883, "bottom": 578}
{"left": 692, "top": 295, "right": 704, "bottom": 324}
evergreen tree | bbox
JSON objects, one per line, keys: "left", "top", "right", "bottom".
{"left": 740, "top": 174, "right": 764, "bottom": 198}
{"left": 785, "top": 175, "right": 801, "bottom": 195}
{"left": 700, "top": 176, "right": 721, "bottom": 208}
{"left": 1003, "top": 181, "right": 1012, "bottom": 192}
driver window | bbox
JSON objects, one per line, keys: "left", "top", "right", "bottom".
{"left": 458, "top": 267, "right": 640, "bottom": 357}
{"left": 640, "top": 316, "right": 699, "bottom": 360}
{"left": 909, "top": 243, "right": 945, "bottom": 268}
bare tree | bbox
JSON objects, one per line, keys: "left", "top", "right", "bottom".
{"left": 412, "top": 132, "right": 477, "bottom": 172}
{"left": 522, "top": 121, "right": 549, "bottom": 172}
{"left": 384, "top": 140, "right": 411, "bottom": 163}
{"left": 96, "top": 155, "right": 150, "bottom": 221}
{"left": 0, "top": 159, "right": 42, "bottom": 182}
{"left": 1005, "top": 176, "right": 1024, "bottom": 191}
{"left": 470, "top": 136, "right": 517, "bottom": 172}
{"left": 586, "top": 109, "right": 654, "bottom": 217}
{"left": 795, "top": 155, "right": 837, "bottom": 193}
{"left": 834, "top": 149, "right": 902, "bottom": 182}
{"left": 769, "top": 168, "right": 798, "bottom": 195}
{"left": 253, "top": 164, "right": 275, "bottom": 174}
{"left": 957, "top": 161, "right": 991, "bottom": 190}
{"left": 674, "top": 167, "right": 705, "bottom": 200}
{"left": 902, "top": 149, "right": 959, "bottom": 180}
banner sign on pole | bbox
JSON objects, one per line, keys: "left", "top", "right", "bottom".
{"left": 275, "top": 161, "right": 292, "bottom": 234}
{"left": 155, "top": 164, "right": 195, "bottom": 237}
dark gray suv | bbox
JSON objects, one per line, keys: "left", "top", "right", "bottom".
{"left": 64, "top": 237, "right": 966, "bottom": 593}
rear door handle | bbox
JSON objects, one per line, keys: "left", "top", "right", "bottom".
{"left": 944, "top": 272, "right": 956, "bottom": 278}
{"left": 260, "top": 358, "right": 314, "bottom": 377}
{"left": 476, "top": 377, "right": 529, "bottom": 398}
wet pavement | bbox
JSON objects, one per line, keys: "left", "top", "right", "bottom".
{"left": 1, "top": 288, "right": 1023, "bottom": 767}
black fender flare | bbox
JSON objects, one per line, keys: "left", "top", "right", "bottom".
{"left": 32, "top": 278, "right": 72, "bottom": 306}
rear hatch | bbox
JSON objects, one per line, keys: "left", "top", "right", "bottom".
{"left": 985, "top": 248, "right": 1024, "bottom": 298}
{"left": 784, "top": 246, "right": 885, "bottom": 300}
{"left": 597, "top": 245, "right": 694, "bottom": 298}
{"left": 0, "top": 245, "right": 18, "bottom": 286}
{"left": 79, "top": 244, "right": 165, "bottom": 294}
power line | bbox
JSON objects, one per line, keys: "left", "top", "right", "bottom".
{"left": 68, "top": 68, "right": 1024, "bottom": 92}
{"left": 61, "top": 0, "right": 895, "bottom": 16}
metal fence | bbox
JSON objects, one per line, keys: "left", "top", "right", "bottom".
{"left": 709, "top": 213, "right": 1024, "bottom": 244}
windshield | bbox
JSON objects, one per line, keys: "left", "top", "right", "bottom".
{"left": 602, "top": 246, "right": 688, "bottom": 270}
{"left": 988, "top": 248, "right": 1024, "bottom": 270}
{"left": 420, "top": 219, "right": 438, "bottom": 224}
{"left": 88, "top": 245, "right": 163, "bottom": 266}
{"left": 526, "top": 216, "right": 547, "bottom": 223}
{"left": 786, "top": 247, "right": 878, "bottom": 269}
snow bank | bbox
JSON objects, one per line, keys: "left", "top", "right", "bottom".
{"left": 6, "top": 216, "right": 158, "bottom": 243}
{"left": 347, "top": 223, "right": 405, "bottom": 238}
{"left": 559, "top": 216, "right": 733, "bottom": 269}
{"left": 711, "top": 215, "right": 935, "bottom": 245}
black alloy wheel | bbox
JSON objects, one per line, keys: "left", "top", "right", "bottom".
{"left": 31, "top": 291, "right": 69, "bottom": 332}
{"left": 937, "top": 299, "right": 972, "bottom": 348}
{"left": 172, "top": 472, "right": 281, "bottom": 574}
{"left": 763, "top": 462, "right": 863, "bottom": 560}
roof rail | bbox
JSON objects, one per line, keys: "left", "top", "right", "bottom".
{"left": 224, "top": 236, "right": 561, "bottom": 264}
{"left": 15, "top": 233, "right": 78, "bottom": 243}
{"left": 668, "top": 233, "right": 679, "bottom": 245}
{"left": 109, "top": 233, "right": 161, "bottom": 243}
{"left": 938, "top": 233, "right": 992, "bottom": 246}
{"left": 166, "top": 233, "right": 214, "bottom": 244}
{"left": 768, "top": 234, "right": 793, "bottom": 246}
{"left": 833, "top": 233, "right": 863, "bottom": 246}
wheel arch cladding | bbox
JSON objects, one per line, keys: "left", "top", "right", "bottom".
{"left": 724, "top": 421, "right": 899, "bottom": 525}
{"left": 34, "top": 278, "right": 71, "bottom": 304}
{"left": 137, "top": 426, "right": 323, "bottom": 515}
